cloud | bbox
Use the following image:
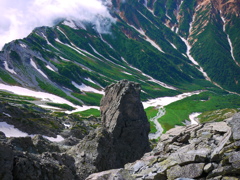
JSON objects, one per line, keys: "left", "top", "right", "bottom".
{"left": 0, "top": 0, "right": 114, "bottom": 50}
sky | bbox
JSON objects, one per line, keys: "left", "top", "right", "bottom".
{"left": 0, "top": 0, "right": 114, "bottom": 50}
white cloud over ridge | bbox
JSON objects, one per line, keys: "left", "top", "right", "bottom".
{"left": 0, "top": 0, "right": 114, "bottom": 50}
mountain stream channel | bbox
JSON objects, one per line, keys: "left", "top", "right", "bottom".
{"left": 143, "top": 91, "right": 203, "bottom": 140}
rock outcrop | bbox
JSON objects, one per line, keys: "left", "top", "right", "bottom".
{"left": 0, "top": 134, "right": 76, "bottom": 180}
{"left": 101, "top": 80, "right": 150, "bottom": 165}
{"left": 68, "top": 80, "right": 150, "bottom": 179}
{"left": 86, "top": 113, "right": 240, "bottom": 180}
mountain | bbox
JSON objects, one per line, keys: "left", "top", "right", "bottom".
{"left": 0, "top": 0, "right": 240, "bottom": 130}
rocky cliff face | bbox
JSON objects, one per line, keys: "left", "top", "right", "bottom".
{"left": 68, "top": 80, "right": 150, "bottom": 179}
{"left": 101, "top": 80, "right": 151, "bottom": 163}
{"left": 87, "top": 113, "right": 240, "bottom": 180}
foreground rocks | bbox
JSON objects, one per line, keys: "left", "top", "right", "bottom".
{"left": 0, "top": 80, "right": 150, "bottom": 179}
{"left": 86, "top": 113, "right": 240, "bottom": 180}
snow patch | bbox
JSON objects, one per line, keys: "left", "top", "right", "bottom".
{"left": 3, "top": 112, "right": 11, "bottom": 117}
{"left": 30, "top": 58, "right": 49, "bottom": 79}
{"left": 38, "top": 105, "right": 62, "bottom": 110}
{"left": 0, "top": 83, "right": 100, "bottom": 114}
{"left": 127, "top": 23, "right": 164, "bottom": 53}
{"left": 143, "top": 91, "right": 203, "bottom": 109}
{"left": 55, "top": 38, "right": 86, "bottom": 57}
{"left": 220, "top": 13, "right": 240, "bottom": 67}
{"left": 0, "top": 122, "right": 28, "bottom": 137}
{"left": 180, "top": 37, "right": 211, "bottom": 81}
{"left": 3, "top": 61, "right": 17, "bottom": 74}
{"left": 40, "top": 33, "right": 59, "bottom": 51}
{"left": 46, "top": 65, "right": 56, "bottom": 72}
{"left": 0, "top": 121, "right": 64, "bottom": 142}
{"left": 166, "top": 14, "right": 172, "bottom": 20}
{"left": 99, "top": 34, "right": 115, "bottom": 50}
{"left": 72, "top": 81, "right": 104, "bottom": 94}
{"left": 189, "top": 112, "right": 201, "bottom": 125}
{"left": 170, "top": 42, "right": 177, "bottom": 49}
{"left": 121, "top": 58, "right": 177, "bottom": 90}
{"left": 122, "top": 71, "right": 132, "bottom": 75}
{"left": 85, "top": 78, "right": 102, "bottom": 88}
{"left": 62, "top": 20, "right": 78, "bottom": 30}
{"left": 20, "top": 43, "right": 27, "bottom": 48}
{"left": 137, "top": 10, "right": 159, "bottom": 29}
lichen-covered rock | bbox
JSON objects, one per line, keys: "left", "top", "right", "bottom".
{"left": 228, "top": 113, "right": 240, "bottom": 140}
{"left": 86, "top": 169, "right": 133, "bottom": 180}
{"left": 167, "top": 163, "right": 205, "bottom": 179}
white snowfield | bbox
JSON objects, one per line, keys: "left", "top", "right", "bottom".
{"left": 143, "top": 90, "right": 203, "bottom": 108}
{"left": 4, "top": 61, "right": 17, "bottom": 74}
{"left": 0, "top": 122, "right": 64, "bottom": 142}
{"left": 0, "top": 83, "right": 99, "bottom": 114}
{"left": 72, "top": 81, "right": 104, "bottom": 95}
{"left": 30, "top": 58, "right": 49, "bottom": 79}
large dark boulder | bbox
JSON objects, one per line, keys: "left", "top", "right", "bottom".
{"left": 68, "top": 80, "right": 150, "bottom": 179}
{"left": 100, "top": 80, "right": 150, "bottom": 164}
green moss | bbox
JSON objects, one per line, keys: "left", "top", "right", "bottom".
{"left": 46, "top": 103, "right": 76, "bottom": 111}
{"left": 145, "top": 106, "right": 158, "bottom": 133}
{"left": 72, "top": 92, "right": 103, "bottom": 106}
{"left": 9, "top": 50, "right": 21, "bottom": 63}
{"left": 159, "top": 91, "right": 240, "bottom": 133}
{"left": 74, "top": 108, "right": 100, "bottom": 117}
{"left": 0, "top": 69, "right": 18, "bottom": 85}
{"left": 199, "top": 108, "right": 238, "bottom": 123}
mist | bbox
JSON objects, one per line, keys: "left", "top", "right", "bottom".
{"left": 0, "top": 0, "right": 114, "bottom": 50}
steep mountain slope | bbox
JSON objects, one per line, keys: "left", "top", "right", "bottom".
{"left": 0, "top": 0, "right": 239, "bottom": 120}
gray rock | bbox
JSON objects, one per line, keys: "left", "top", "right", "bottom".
{"left": 32, "top": 135, "right": 60, "bottom": 153}
{"left": 228, "top": 113, "right": 240, "bottom": 140}
{"left": 95, "top": 114, "right": 240, "bottom": 179}
{"left": 0, "top": 143, "right": 14, "bottom": 180}
{"left": 0, "top": 131, "right": 6, "bottom": 140}
{"left": 86, "top": 169, "right": 133, "bottom": 180}
{"left": 204, "top": 163, "right": 214, "bottom": 173}
{"left": 13, "top": 152, "right": 75, "bottom": 180}
{"left": 167, "top": 163, "right": 205, "bottom": 179}
{"left": 229, "top": 151, "right": 240, "bottom": 169}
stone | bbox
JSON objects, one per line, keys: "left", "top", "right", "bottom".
{"left": 12, "top": 153, "right": 75, "bottom": 180}
{"left": 0, "top": 143, "right": 14, "bottom": 180}
{"left": 32, "top": 135, "right": 60, "bottom": 153}
{"left": 204, "top": 163, "right": 214, "bottom": 173}
{"left": 228, "top": 113, "right": 240, "bottom": 140}
{"left": 101, "top": 80, "right": 150, "bottom": 158}
{"left": 229, "top": 152, "right": 240, "bottom": 169}
{"left": 167, "top": 163, "right": 205, "bottom": 179}
{"left": 86, "top": 169, "right": 134, "bottom": 180}
{"left": 0, "top": 131, "right": 6, "bottom": 139}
